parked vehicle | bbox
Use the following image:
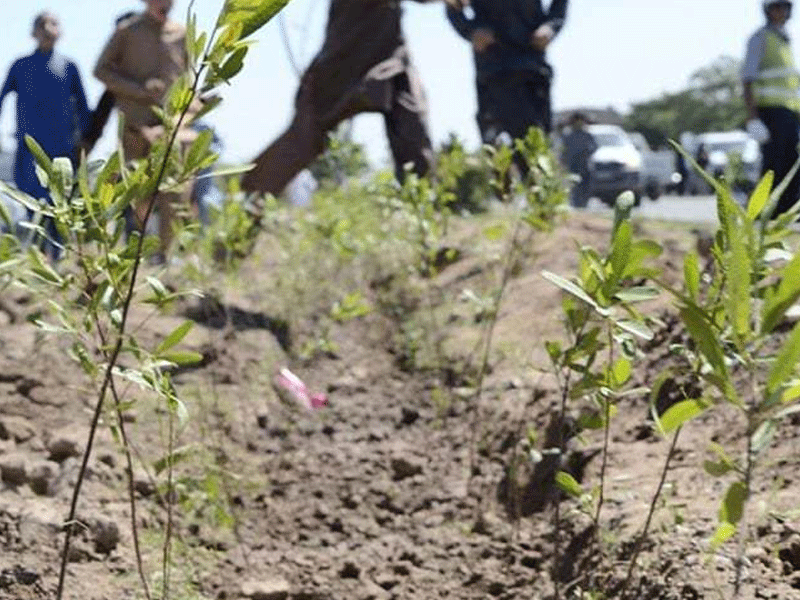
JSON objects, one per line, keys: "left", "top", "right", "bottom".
{"left": 628, "top": 132, "right": 682, "bottom": 200}
{"left": 586, "top": 124, "right": 643, "bottom": 206}
{"left": 682, "top": 130, "right": 761, "bottom": 195}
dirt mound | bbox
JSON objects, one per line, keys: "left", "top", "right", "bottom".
{"left": 0, "top": 210, "right": 798, "bottom": 600}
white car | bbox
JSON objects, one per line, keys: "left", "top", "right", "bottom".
{"left": 587, "top": 124, "right": 643, "bottom": 206}
{"left": 685, "top": 130, "right": 762, "bottom": 195}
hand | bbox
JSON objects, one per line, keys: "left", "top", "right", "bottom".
{"left": 145, "top": 78, "right": 166, "bottom": 102}
{"left": 471, "top": 28, "right": 495, "bottom": 53}
{"left": 746, "top": 118, "right": 770, "bottom": 144}
{"left": 531, "top": 24, "right": 554, "bottom": 51}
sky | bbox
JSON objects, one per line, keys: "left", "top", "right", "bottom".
{"left": 0, "top": 0, "right": 797, "bottom": 168}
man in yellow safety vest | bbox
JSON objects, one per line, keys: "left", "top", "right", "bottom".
{"left": 743, "top": 0, "right": 800, "bottom": 216}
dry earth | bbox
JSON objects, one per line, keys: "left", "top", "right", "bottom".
{"left": 0, "top": 209, "right": 799, "bottom": 600}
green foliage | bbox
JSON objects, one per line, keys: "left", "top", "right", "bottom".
{"left": 647, "top": 153, "right": 800, "bottom": 592}
{"left": 543, "top": 194, "right": 662, "bottom": 533}
{"left": 308, "top": 126, "right": 369, "bottom": 187}
{"left": 0, "top": 2, "right": 294, "bottom": 599}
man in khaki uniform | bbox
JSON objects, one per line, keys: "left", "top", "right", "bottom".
{"left": 241, "top": 0, "right": 445, "bottom": 196}
{"left": 94, "top": 0, "right": 193, "bottom": 258}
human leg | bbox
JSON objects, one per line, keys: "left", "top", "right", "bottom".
{"left": 385, "top": 70, "right": 434, "bottom": 181}
{"left": 760, "top": 107, "right": 800, "bottom": 216}
{"left": 241, "top": 73, "right": 330, "bottom": 195}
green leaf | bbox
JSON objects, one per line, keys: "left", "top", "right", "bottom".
{"left": 703, "top": 460, "right": 734, "bottom": 477}
{"left": 156, "top": 321, "right": 194, "bottom": 355}
{"left": 218, "top": 0, "right": 291, "bottom": 39}
{"left": 684, "top": 252, "right": 700, "bottom": 302}
{"left": 710, "top": 522, "right": 737, "bottom": 550}
{"left": 190, "top": 94, "right": 223, "bottom": 124}
{"left": 622, "top": 239, "right": 662, "bottom": 279}
{"left": 610, "top": 220, "right": 632, "bottom": 281}
{"left": 679, "top": 304, "right": 728, "bottom": 378}
{"left": 545, "top": 340, "right": 562, "bottom": 363}
{"left": 779, "top": 381, "right": 800, "bottom": 404}
{"left": 718, "top": 481, "right": 747, "bottom": 525}
{"left": 162, "top": 351, "right": 203, "bottom": 367}
{"left": 0, "top": 181, "right": 42, "bottom": 214}
{"left": 555, "top": 471, "right": 583, "bottom": 498}
{"left": 482, "top": 223, "right": 507, "bottom": 241}
{"left": 658, "top": 398, "right": 708, "bottom": 433}
{"left": 725, "top": 217, "right": 751, "bottom": 347}
{"left": 614, "top": 286, "right": 660, "bottom": 303}
{"left": 216, "top": 45, "right": 249, "bottom": 81}
{"left": 153, "top": 443, "right": 197, "bottom": 475}
{"left": 751, "top": 420, "right": 776, "bottom": 453}
{"left": 767, "top": 320, "right": 800, "bottom": 396}
{"left": 542, "top": 270, "right": 609, "bottom": 316}
{"left": 746, "top": 171, "right": 774, "bottom": 220}
{"left": 614, "top": 318, "right": 654, "bottom": 341}
{"left": 611, "top": 357, "right": 632, "bottom": 387}
{"left": 25, "top": 136, "right": 54, "bottom": 184}
{"left": 185, "top": 129, "right": 213, "bottom": 172}
{"left": 761, "top": 250, "right": 800, "bottom": 333}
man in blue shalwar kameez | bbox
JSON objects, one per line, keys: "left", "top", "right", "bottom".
{"left": 0, "top": 11, "right": 91, "bottom": 258}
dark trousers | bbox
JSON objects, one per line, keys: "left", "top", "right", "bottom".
{"left": 476, "top": 70, "right": 552, "bottom": 143}
{"left": 759, "top": 106, "right": 800, "bottom": 216}
{"left": 241, "top": 68, "right": 433, "bottom": 195}
{"left": 476, "top": 70, "right": 551, "bottom": 175}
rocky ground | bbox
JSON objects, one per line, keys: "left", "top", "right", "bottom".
{"left": 0, "top": 209, "right": 799, "bottom": 600}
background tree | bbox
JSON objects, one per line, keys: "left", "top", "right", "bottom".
{"left": 624, "top": 56, "right": 747, "bottom": 148}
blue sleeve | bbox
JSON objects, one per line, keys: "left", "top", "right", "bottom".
{"left": 547, "top": 0, "right": 568, "bottom": 34}
{"left": 446, "top": 5, "right": 487, "bottom": 42}
{"left": 69, "top": 62, "right": 92, "bottom": 138}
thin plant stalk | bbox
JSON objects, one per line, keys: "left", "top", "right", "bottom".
{"left": 734, "top": 432, "right": 754, "bottom": 598}
{"left": 593, "top": 326, "right": 615, "bottom": 529}
{"left": 56, "top": 17, "right": 222, "bottom": 598}
{"left": 621, "top": 426, "right": 681, "bottom": 598}
{"left": 162, "top": 397, "right": 176, "bottom": 600}
{"left": 467, "top": 219, "right": 524, "bottom": 495}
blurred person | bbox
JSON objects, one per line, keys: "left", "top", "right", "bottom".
{"left": 446, "top": 0, "right": 567, "bottom": 167}
{"left": 561, "top": 112, "right": 597, "bottom": 208}
{"left": 0, "top": 11, "right": 91, "bottom": 260}
{"left": 81, "top": 11, "right": 138, "bottom": 154}
{"left": 742, "top": 0, "right": 800, "bottom": 216}
{"left": 94, "top": 0, "right": 197, "bottom": 261}
{"left": 240, "top": 0, "right": 451, "bottom": 196}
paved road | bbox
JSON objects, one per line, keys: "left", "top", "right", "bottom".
{"left": 584, "top": 194, "right": 721, "bottom": 224}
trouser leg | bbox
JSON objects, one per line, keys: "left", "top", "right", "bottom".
{"left": 760, "top": 106, "right": 800, "bottom": 216}
{"left": 241, "top": 73, "right": 330, "bottom": 195}
{"left": 476, "top": 71, "right": 552, "bottom": 175}
{"left": 241, "top": 112, "right": 328, "bottom": 195}
{"left": 385, "top": 71, "right": 433, "bottom": 181}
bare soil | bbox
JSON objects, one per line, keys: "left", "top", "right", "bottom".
{"left": 0, "top": 209, "right": 799, "bottom": 600}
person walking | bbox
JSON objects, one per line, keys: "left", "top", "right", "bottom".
{"left": 240, "top": 0, "right": 446, "bottom": 196}
{"left": 0, "top": 11, "right": 91, "bottom": 259}
{"left": 446, "top": 0, "right": 568, "bottom": 155}
{"left": 81, "top": 11, "right": 138, "bottom": 155}
{"left": 743, "top": 0, "right": 800, "bottom": 216}
{"left": 94, "top": 0, "right": 197, "bottom": 261}
{"left": 561, "top": 112, "right": 597, "bottom": 208}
